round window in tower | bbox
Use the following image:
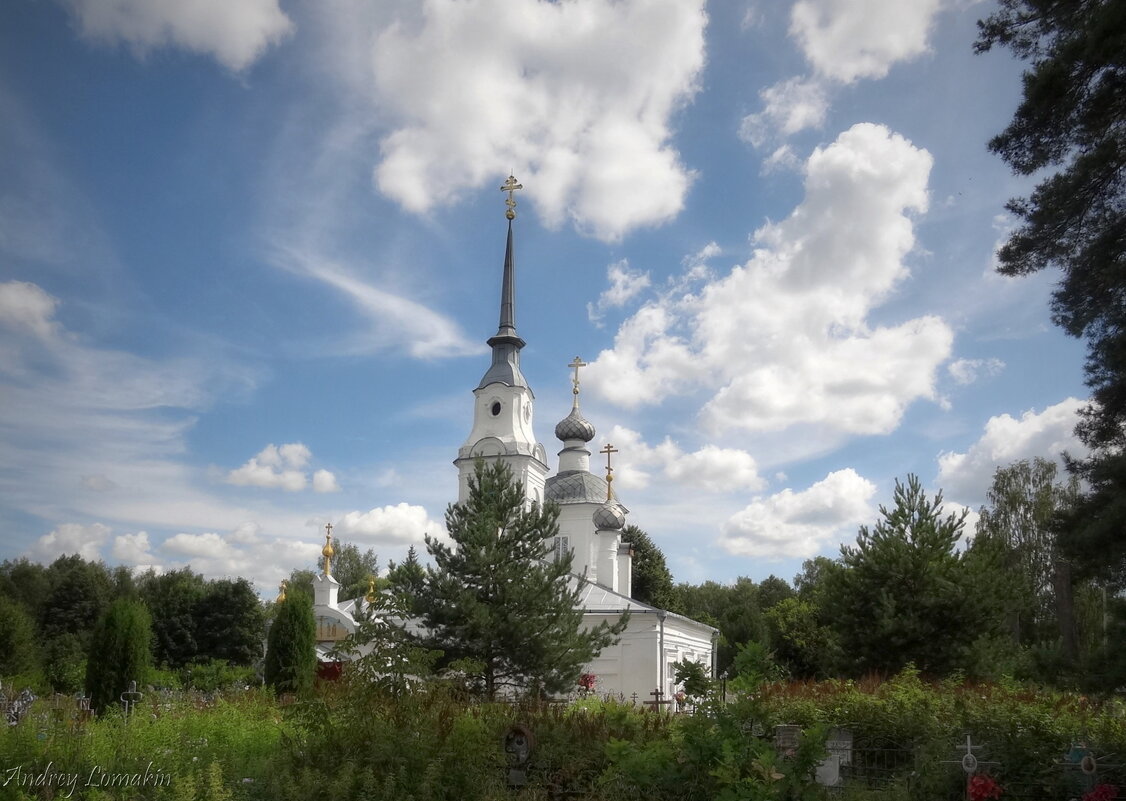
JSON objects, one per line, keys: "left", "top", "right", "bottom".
{"left": 491, "top": 401, "right": 502, "bottom": 416}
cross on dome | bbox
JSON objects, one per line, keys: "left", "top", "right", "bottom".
{"left": 501, "top": 175, "right": 522, "bottom": 220}
{"left": 600, "top": 442, "right": 619, "bottom": 500}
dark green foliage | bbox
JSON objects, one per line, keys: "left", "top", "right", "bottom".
{"left": 264, "top": 590, "right": 316, "bottom": 696}
{"left": 84, "top": 597, "right": 153, "bottom": 713}
{"left": 0, "top": 595, "right": 39, "bottom": 679}
{"left": 620, "top": 525, "right": 674, "bottom": 609}
{"left": 1058, "top": 450, "right": 1126, "bottom": 590}
{"left": 194, "top": 577, "right": 266, "bottom": 665}
{"left": 977, "top": 0, "right": 1126, "bottom": 451}
{"left": 672, "top": 658, "right": 711, "bottom": 699}
{"left": 757, "top": 574, "right": 795, "bottom": 612}
{"left": 138, "top": 567, "right": 206, "bottom": 668}
{"left": 764, "top": 597, "right": 839, "bottom": 680}
{"left": 0, "top": 557, "right": 49, "bottom": 617}
{"left": 669, "top": 577, "right": 767, "bottom": 677}
{"left": 419, "top": 460, "right": 627, "bottom": 699}
{"left": 828, "top": 475, "right": 979, "bottom": 676}
{"left": 386, "top": 544, "right": 427, "bottom": 615}
{"left": 40, "top": 554, "right": 114, "bottom": 643}
{"left": 320, "top": 540, "right": 380, "bottom": 602}
{"left": 977, "top": 0, "right": 1126, "bottom": 601}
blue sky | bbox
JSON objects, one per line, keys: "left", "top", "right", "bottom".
{"left": 0, "top": 0, "right": 1090, "bottom": 594}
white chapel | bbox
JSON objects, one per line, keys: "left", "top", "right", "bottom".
{"left": 312, "top": 178, "right": 717, "bottom": 701}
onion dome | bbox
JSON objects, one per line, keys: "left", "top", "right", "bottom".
{"left": 555, "top": 407, "right": 596, "bottom": 442}
{"left": 593, "top": 501, "right": 625, "bottom": 531}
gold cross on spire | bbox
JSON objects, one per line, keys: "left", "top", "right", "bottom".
{"left": 568, "top": 356, "right": 587, "bottom": 406}
{"left": 600, "top": 442, "right": 619, "bottom": 501}
{"left": 322, "top": 523, "right": 335, "bottom": 577}
{"left": 501, "top": 174, "right": 522, "bottom": 220}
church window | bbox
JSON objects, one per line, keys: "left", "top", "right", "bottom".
{"left": 490, "top": 401, "right": 502, "bottom": 416}
{"left": 552, "top": 536, "right": 569, "bottom": 562}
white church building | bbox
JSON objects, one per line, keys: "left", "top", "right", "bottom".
{"left": 311, "top": 178, "right": 717, "bottom": 701}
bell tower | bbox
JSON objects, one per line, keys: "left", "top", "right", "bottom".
{"left": 454, "top": 176, "right": 549, "bottom": 505}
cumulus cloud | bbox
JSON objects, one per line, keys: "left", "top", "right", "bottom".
{"left": 743, "top": 0, "right": 947, "bottom": 146}
{"left": 227, "top": 443, "right": 339, "bottom": 493}
{"left": 791, "top": 0, "right": 944, "bottom": 83}
{"left": 111, "top": 531, "right": 157, "bottom": 564}
{"left": 30, "top": 522, "right": 111, "bottom": 561}
{"left": 0, "top": 281, "right": 59, "bottom": 339}
{"left": 370, "top": 0, "right": 706, "bottom": 240}
{"left": 156, "top": 527, "right": 324, "bottom": 590}
{"left": 948, "top": 358, "right": 1005, "bottom": 385}
{"left": 313, "top": 469, "right": 340, "bottom": 493}
{"left": 587, "top": 260, "right": 652, "bottom": 324}
{"left": 334, "top": 503, "right": 441, "bottom": 546}
{"left": 60, "top": 0, "right": 293, "bottom": 72}
{"left": 605, "top": 425, "right": 765, "bottom": 494}
{"left": 936, "top": 397, "right": 1088, "bottom": 508}
{"left": 589, "top": 124, "right": 950, "bottom": 437}
{"left": 721, "top": 469, "right": 877, "bottom": 558}
{"left": 739, "top": 78, "right": 828, "bottom": 148}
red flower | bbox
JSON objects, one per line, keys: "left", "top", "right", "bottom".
{"left": 968, "top": 773, "right": 1003, "bottom": 801}
{"left": 577, "top": 673, "right": 597, "bottom": 691}
{"left": 1083, "top": 784, "right": 1119, "bottom": 801}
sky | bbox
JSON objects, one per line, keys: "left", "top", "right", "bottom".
{"left": 0, "top": 0, "right": 1091, "bottom": 595}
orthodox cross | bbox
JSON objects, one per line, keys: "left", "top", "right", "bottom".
{"left": 322, "top": 523, "right": 334, "bottom": 577}
{"left": 120, "top": 680, "right": 143, "bottom": 719}
{"left": 941, "top": 734, "right": 997, "bottom": 775}
{"left": 569, "top": 356, "right": 587, "bottom": 400}
{"left": 501, "top": 175, "right": 523, "bottom": 220}
{"left": 600, "top": 442, "right": 618, "bottom": 501}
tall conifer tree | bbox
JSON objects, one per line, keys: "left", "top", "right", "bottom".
{"left": 419, "top": 460, "right": 627, "bottom": 699}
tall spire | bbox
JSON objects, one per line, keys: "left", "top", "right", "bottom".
{"left": 478, "top": 175, "right": 529, "bottom": 389}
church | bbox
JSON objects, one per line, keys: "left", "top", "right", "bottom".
{"left": 309, "top": 177, "right": 717, "bottom": 702}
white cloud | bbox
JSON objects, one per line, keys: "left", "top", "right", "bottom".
{"left": 739, "top": 77, "right": 828, "bottom": 147}
{"left": 589, "top": 123, "right": 950, "bottom": 437}
{"left": 30, "top": 522, "right": 110, "bottom": 562}
{"left": 790, "top": 0, "right": 945, "bottom": 84}
{"left": 721, "top": 469, "right": 877, "bottom": 559}
{"left": 587, "top": 260, "right": 652, "bottom": 324}
{"left": 370, "top": 0, "right": 707, "bottom": 240}
{"left": 156, "top": 528, "right": 324, "bottom": 591}
{"left": 227, "top": 443, "right": 311, "bottom": 492}
{"left": 111, "top": 531, "right": 157, "bottom": 564}
{"left": 274, "top": 248, "right": 481, "bottom": 359}
{"left": 163, "top": 531, "right": 235, "bottom": 559}
{"left": 60, "top": 0, "right": 293, "bottom": 72}
{"left": 313, "top": 469, "right": 340, "bottom": 493}
{"left": 605, "top": 425, "right": 765, "bottom": 494}
{"left": 936, "top": 397, "right": 1088, "bottom": 508}
{"left": 335, "top": 503, "right": 442, "bottom": 546}
{"left": 948, "top": 357, "right": 1005, "bottom": 385}
{"left": 744, "top": 0, "right": 947, "bottom": 146}
{"left": 0, "top": 281, "right": 59, "bottom": 339}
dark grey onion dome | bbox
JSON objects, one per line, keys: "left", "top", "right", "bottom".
{"left": 554, "top": 407, "right": 596, "bottom": 442}
{"left": 593, "top": 502, "right": 625, "bottom": 531}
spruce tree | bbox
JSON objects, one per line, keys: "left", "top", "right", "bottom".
{"left": 84, "top": 598, "right": 153, "bottom": 713}
{"left": 419, "top": 460, "right": 627, "bottom": 699}
{"left": 264, "top": 590, "right": 316, "bottom": 696}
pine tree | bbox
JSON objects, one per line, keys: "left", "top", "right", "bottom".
{"left": 829, "top": 475, "right": 978, "bottom": 676}
{"left": 263, "top": 590, "right": 316, "bottom": 696}
{"left": 84, "top": 598, "right": 153, "bottom": 713}
{"left": 419, "top": 460, "right": 627, "bottom": 699}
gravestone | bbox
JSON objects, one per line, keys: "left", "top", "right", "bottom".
{"left": 816, "top": 727, "right": 854, "bottom": 788}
